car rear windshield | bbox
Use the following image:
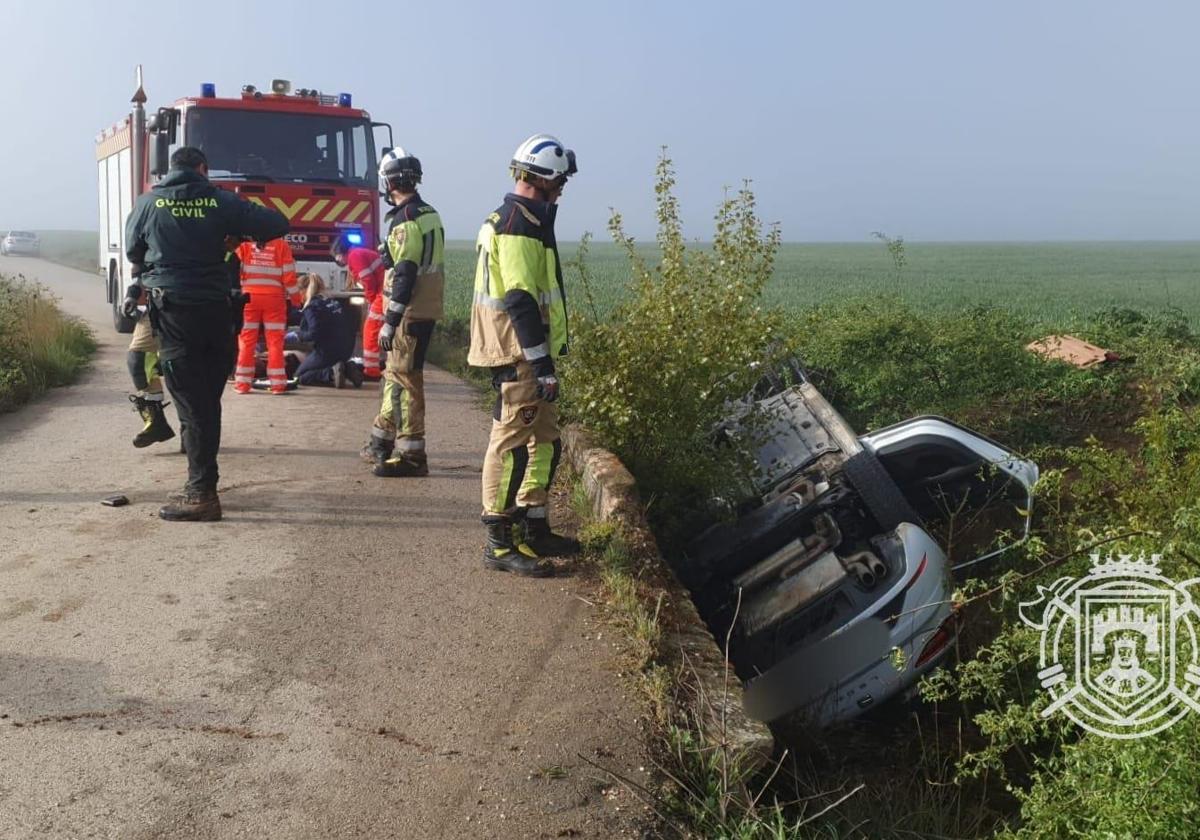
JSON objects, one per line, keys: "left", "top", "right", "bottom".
{"left": 186, "top": 108, "right": 376, "bottom": 187}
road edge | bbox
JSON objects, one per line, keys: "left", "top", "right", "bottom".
{"left": 561, "top": 424, "right": 775, "bottom": 772}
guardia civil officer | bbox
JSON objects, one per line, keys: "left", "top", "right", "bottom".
{"left": 469, "top": 135, "right": 579, "bottom": 577}
{"left": 124, "top": 146, "right": 288, "bottom": 521}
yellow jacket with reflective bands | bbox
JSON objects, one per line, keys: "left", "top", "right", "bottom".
{"left": 382, "top": 194, "right": 444, "bottom": 322}
{"left": 468, "top": 193, "right": 567, "bottom": 368}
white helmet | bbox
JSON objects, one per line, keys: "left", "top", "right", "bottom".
{"left": 510, "top": 134, "right": 577, "bottom": 182}
{"left": 378, "top": 146, "right": 422, "bottom": 199}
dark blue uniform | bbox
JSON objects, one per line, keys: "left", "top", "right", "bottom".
{"left": 296, "top": 295, "right": 355, "bottom": 385}
{"left": 125, "top": 166, "right": 288, "bottom": 495}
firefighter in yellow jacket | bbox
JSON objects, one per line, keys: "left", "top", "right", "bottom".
{"left": 366, "top": 148, "right": 445, "bottom": 476}
{"left": 469, "top": 134, "right": 579, "bottom": 577}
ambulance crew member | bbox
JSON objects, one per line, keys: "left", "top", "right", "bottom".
{"left": 234, "top": 237, "right": 300, "bottom": 394}
{"left": 468, "top": 135, "right": 580, "bottom": 578}
{"left": 296, "top": 274, "right": 363, "bottom": 388}
{"left": 124, "top": 146, "right": 288, "bottom": 521}
{"left": 362, "top": 149, "right": 445, "bottom": 477}
{"left": 332, "top": 234, "right": 386, "bottom": 379}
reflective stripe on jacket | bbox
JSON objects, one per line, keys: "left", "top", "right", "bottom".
{"left": 467, "top": 193, "right": 567, "bottom": 368}
{"left": 346, "top": 247, "right": 385, "bottom": 299}
{"left": 236, "top": 239, "right": 300, "bottom": 305}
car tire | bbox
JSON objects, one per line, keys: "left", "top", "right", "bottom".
{"left": 842, "top": 449, "right": 922, "bottom": 530}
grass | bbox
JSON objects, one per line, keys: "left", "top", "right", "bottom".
{"left": 40, "top": 230, "right": 1200, "bottom": 327}
{"left": 13, "top": 230, "right": 99, "bottom": 274}
{"left": 440, "top": 239, "right": 1200, "bottom": 327}
{"left": 0, "top": 275, "right": 97, "bottom": 412}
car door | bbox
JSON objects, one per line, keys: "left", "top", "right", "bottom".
{"left": 859, "top": 416, "right": 1038, "bottom": 571}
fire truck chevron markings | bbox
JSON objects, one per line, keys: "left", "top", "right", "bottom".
{"left": 322, "top": 200, "right": 350, "bottom": 223}
{"left": 271, "top": 197, "right": 310, "bottom": 220}
{"left": 302, "top": 199, "right": 331, "bottom": 222}
{"left": 344, "top": 202, "right": 370, "bottom": 224}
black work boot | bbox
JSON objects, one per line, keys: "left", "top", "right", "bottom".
{"left": 345, "top": 361, "right": 365, "bottom": 389}
{"left": 483, "top": 516, "right": 552, "bottom": 577}
{"left": 360, "top": 437, "right": 394, "bottom": 465}
{"left": 374, "top": 451, "right": 429, "bottom": 477}
{"left": 158, "top": 489, "right": 222, "bottom": 522}
{"left": 130, "top": 395, "right": 176, "bottom": 448}
{"left": 517, "top": 511, "right": 581, "bottom": 558}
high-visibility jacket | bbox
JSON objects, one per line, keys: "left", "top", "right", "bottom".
{"left": 235, "top": 239, "right": 300, "bottom": 306}
{"left": 381, "top": 193, "right": 445, "bottom": 324}
{"left": 345, "top": 246, "right": 385, "bottom": 300}
{"left": 468, "top": 193, "right": 567, "bottom": 368}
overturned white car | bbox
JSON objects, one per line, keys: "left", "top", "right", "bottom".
{"left": 681, "top": 370, "right": 1038, "bottom": 727}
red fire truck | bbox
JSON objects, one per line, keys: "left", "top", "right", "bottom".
{"left": 96, "top": 67, "right": 392, "bottom": 333}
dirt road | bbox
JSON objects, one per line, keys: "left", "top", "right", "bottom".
{"left": 0, "top": 259, "right": 650, "bottom": 839}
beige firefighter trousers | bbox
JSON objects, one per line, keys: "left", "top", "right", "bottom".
{"left": 128, "top": 314, "right": 162, "bottom": 395}
{"left": 481, "top": 361, "right": 561, "bottom": 516}
{"left": 372, "top": 320, "right": 432, "bottom": 453}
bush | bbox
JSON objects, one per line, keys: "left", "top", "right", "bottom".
{"left": 0, "top": 274, "right": 96, "bottom": 412}
{"left": 562, "top": 152, "right": 785, "bottom": 541}
{"left": 556, "top": 159, "right": 1200, "bottom": 837}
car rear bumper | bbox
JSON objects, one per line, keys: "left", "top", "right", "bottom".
{"left": 742, "top": 524, "right": 956, "bottom": 726}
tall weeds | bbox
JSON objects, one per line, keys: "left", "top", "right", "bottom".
{"left": 0, "top": 275, "right": 96, "bottom": 412}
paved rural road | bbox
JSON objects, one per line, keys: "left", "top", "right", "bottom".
{"left": 0, "top": 258, "right": 650, "bottom": 839}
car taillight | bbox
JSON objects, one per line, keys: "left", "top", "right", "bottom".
{"left": 915, "top": 612, "right": 959, "bottom": 668}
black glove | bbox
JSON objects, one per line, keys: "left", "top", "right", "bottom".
{"left": 377, "top": 239, "right": 395, "bottom": 270}
{"left": 121, "top": 284, "right": 142, "bottom": 319}
{"left": 531, "top": 356, "right": 559, "bottom": 403}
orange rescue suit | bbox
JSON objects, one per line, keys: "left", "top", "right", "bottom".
{"left": 234, "top": 239, "right": 299, "bottom": 393}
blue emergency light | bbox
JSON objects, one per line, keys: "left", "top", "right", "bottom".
{"left": 338, "top": 92, "right": 353, "bottom": 107}
{"left": 345, "top": 232, "right": 363, "bottom": 245}
{"left": 201, "top": 83, "right": 216, "bottom": 98}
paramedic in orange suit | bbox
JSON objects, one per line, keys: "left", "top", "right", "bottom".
{"left": 233, "top": 238, "right": 300, "bottom": 394}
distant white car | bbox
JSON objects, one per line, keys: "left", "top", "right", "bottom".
{"left": 1, "top": 231, "right": 40, "bottom": 256}
{"left": 682, "top": 366, "right": 1038, "bottom": 727}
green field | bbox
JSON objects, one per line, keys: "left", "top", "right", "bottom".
{"left": 444, "top": 239, "right": 1200, "bottom": 325}
{"left": 25, "top": 231, "right": 1200, "bottom": 326}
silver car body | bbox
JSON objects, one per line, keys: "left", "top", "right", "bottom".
{"left": 696, "top": 381, "right": 1038, "bottom": 726}
{"left": 1, "top": 231, "right": 40, "bottom": 256}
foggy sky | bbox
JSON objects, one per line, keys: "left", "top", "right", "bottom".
{"left": 1, "top": 0, "right": 1198, "bottom": 242}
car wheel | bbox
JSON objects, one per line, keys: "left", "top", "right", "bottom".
{"left": 842, "top": 449, "right": 922, "bottom": 531}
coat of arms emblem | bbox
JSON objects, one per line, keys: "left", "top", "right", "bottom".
{"left": 1019, "top": 553, "right": 1200, "bottom": 738}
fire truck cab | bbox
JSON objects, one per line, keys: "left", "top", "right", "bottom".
{"left": 97, "top": 69, "right": 392, "bottom": 333}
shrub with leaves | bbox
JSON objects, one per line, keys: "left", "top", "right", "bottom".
{"left": 561, "top": 151, "right": 784, "bottom": 540}
{"left": 0, "top": 274, "right": 96, "bottom": 412}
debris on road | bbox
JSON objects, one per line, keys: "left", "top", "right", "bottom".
{"left": 100, "top": 494, "right": 129, "bottom": 507}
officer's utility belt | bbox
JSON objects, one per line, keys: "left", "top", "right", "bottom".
{"left": 146, "top": 287, "right": 237, "bottom": 334}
